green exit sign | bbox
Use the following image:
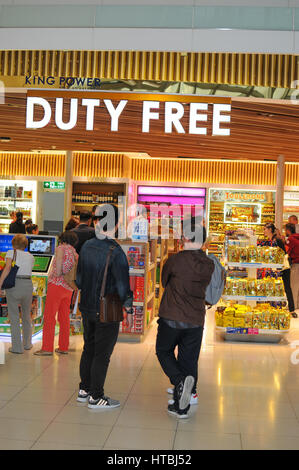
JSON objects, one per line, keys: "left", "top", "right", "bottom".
{"left": 44, "top": 182, "right": 65, "bottom": 190}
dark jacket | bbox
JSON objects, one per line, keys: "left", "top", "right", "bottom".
{"left": 9, "top": 222, "right": 26, "bottom": 234}
{"left": 159, "top": 249, "right": 215, "bottom": 327}
{"left": 71, "top": 224, "right": 95, "bottom": 254}
{"left": 76, "top": 237, "right": 133, "bottom": 318}
{"left": 287, "top": 234, "right": 299, "bottom": 264}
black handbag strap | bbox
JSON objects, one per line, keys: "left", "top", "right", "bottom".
{"left": 100, "top": 246, "right": 116, "bottom": 299}
{"left": 12, "top": 249, "right": 17, "bottom": 265}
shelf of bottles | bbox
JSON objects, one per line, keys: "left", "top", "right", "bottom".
{"left": 72, "top": 191, "right": 123, "bottom": 205}
{"left": 71, "top": 182, "right": 127, "bottom": 218}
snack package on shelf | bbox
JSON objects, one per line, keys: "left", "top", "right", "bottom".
{"left": 227, "top": 245, "right": 285, "bottom": 265}
{"left": 215, "top": 303, "right": 290, "bottom": 331}
{"left": 248, "top": 246, "right": 258, "bottom": 263}
{"left": 274, "top": 279, "right": 285, "bottom": 297}
{"left": 224, "top": 276, "right": 285, "bottom": 298}
{"left": 256, "top": 279, "right": 266, "bottom": 296}
{"left": 247, "top": 279, "right": 256, "bottom": 296}
{"left": 223, "top": 316, "right": 235, "bottom": 328}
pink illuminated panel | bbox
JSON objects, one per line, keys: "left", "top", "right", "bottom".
{"left": 138, "top": 195, "right": 205, "bottom": 205}
{"left": 138, "top": 186, "right": 206, "bottom": 198}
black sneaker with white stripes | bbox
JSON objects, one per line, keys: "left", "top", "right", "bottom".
{"left": 88, "top": 395, "right": 120, "bottom": 409}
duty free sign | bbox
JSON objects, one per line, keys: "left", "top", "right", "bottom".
{"left": 26, "top": 90, "right": 231, "bottom": 136}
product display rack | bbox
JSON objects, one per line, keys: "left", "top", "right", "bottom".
{"left": 208, "top": 189, "right": 276, "bottom": 258}
{"left": 216, "top": 237, "right": 289, "bottom": 344}
{"left": 118, "top": 239, "right": 157, "bottom": 342}
{"left": 0, "top": 180, "right": 37, "bottom": 233}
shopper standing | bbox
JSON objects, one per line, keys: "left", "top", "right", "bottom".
{"left": 71, "top": 210, "right": 95, "bottom": 254}
{"left": 259, "top": 223, "right": 296, "bottom": 318}
{"left": 156, "top": 217, "right": 214, "bottom": 418}
{"left": 285, "top": 223, "right": 299, "bottom": 313}
{"left": 0, "top": 234, "right": 34, "bottom": 354}
{"left": 76, "top": 204, "right": 133, "bottom": 409}
{"left": 288, "top": 215, "right": 299, "bottom": 234}
{"left": 9, "top": 211, "right": 26, "bottom": 234}
{"left": 34, "top": 231, "right": 78, "bottom": 356}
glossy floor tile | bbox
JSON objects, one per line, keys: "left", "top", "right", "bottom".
{"left": 1, "top": 314, "right": 299, "bottom": 449}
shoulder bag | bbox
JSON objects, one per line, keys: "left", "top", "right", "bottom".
{"left": 2, "top": 249, "right": 19, "bottom": 289}
{"left": 98, "top": 245, "right": 124, "bottom": 323}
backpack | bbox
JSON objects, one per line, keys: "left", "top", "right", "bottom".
{"left": 205, "top": 254, "right": 226, "bottom": 306}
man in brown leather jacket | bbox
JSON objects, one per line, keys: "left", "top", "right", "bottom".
{"left": 156, "top": 217, "right": 214, "bottom": 419}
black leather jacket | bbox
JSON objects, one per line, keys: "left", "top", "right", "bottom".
{"left": 76, "top": 237, "right": 133, "bottom": 318}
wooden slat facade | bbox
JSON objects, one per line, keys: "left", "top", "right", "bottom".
{"left": 0, "top": 152, "right": 298, "bottom": 188}
{"left": 0, "top": 50, "right": 298, "bottom": 89}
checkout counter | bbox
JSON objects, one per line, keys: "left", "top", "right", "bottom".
{"left": 0, "top": 234, "right": 56, "bottom": 339}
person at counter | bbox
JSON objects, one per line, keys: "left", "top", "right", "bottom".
{"left": 258, "top": 223, "right": 296, "bottom": 318}
{"left": 34, "top": 231, "right": 78, "bottom": 356}
{"left": 71, "top": 211, "right": 95, "bottom": 254}
{"left": 0, "top": 234, "right": 34, "bottom": 354}
{"left": 9, "top": 211, "right": 25, "bottom": 234}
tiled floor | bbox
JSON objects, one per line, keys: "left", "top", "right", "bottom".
{"left": 1, "top": 312, "right": 299, "bottom": 450}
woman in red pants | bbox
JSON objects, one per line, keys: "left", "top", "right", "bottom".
{"left": 34, "top": 231, "right": 78, "bottom": 356}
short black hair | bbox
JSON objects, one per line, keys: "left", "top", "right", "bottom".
{"left": 79, "top": 211, "right": 92, "bottom": 222}
{"left": 285, "top": 223, "right": 296, "bottom": 234}
{"left": 16, "top": 211, "right": 23, "bottom": 224}
{"left": 25, "top": 218, "right": 33, "bottom": 227}
{"left": 58, "top": 230, "right": 78, "bottom": 247}
{"left": 264, "top": 223, "right": 277, "bottom": 235}
{"left": 26, "top": 224, "right": 38, "bottom": 234}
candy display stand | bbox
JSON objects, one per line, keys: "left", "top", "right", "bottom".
{"left": 216, "top": 236, "right": 290, "bottom": 344}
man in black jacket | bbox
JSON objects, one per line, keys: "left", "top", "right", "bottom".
{"left": 76, "top": 204, "right": 133, "bottom": 409}
{"left": 71, "top": 211, "right": 95, "bottom": 254}
{"left": 156, "top": 217, "right": 214, "bottom": 419}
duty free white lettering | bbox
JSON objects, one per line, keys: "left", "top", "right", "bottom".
{"left": 26, "top": 97, "right": 231, "bottom": 136}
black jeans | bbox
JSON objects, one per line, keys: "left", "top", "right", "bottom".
{"left": 281, "top": 269, "right": 295, "bottom": 313}
{"left": 156, "top": 318, "right": 203, "bottom": 394}
{"left": 79, "top": 314, "right": 120, "bottom": 399}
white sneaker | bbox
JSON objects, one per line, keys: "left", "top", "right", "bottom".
{"left": 167, "top": 387, "right": 198, "bottom": 405}
{"left": 88, "top": 395, "right": 120, "bottom": 410}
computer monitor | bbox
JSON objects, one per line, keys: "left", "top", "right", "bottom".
{"left": 28, "top": 236, "right": 56, "bottom": 256}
